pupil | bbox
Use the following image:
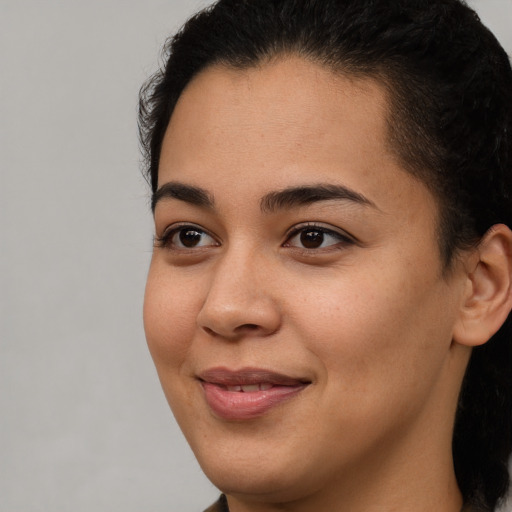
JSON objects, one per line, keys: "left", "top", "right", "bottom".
{"left": 300, "top": 230, "right": 324, "bottom": 248}
{"left": 180, "top": 229, "right": 202, "bottom": 247}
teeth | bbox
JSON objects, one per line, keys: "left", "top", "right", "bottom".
{"left": 225, "top": 383, "right": 273, "bottom": 392}
{"left": 241, "top": 384, "right": 259, "bottom": 392}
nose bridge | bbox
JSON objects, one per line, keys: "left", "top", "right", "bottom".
{"left": 197, "top": 244, "right": 280, "bottom": 339}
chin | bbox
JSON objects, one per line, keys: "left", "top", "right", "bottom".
{"left": 203, "top": 462, "right": 316, "bottom": 504}
{"left": 188, "top": 431, "right": 332, "bottom": 504}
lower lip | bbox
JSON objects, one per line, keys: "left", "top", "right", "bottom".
{"left": 201, "top": 382, "right": 308, "bottom": 420}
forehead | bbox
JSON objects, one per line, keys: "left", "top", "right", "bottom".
{"left": 162, "top": 58, "right": 391, "bottom": 178}
{"left": 158, "top": 57, "right": 437, "bottom": 223}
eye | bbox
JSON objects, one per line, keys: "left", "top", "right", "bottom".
{"left": 155, "top": 224, "right": 219, "bottom": 250}
{"left": 284, "top": 223, "right": 354, "bottom": 250}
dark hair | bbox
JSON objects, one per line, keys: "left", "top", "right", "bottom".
{"left": 138, "top": 0, "right": 512, "bottom": 509}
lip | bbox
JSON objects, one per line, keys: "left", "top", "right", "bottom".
{"left": 198, "top": 367, "right": 311, "bottom": 421}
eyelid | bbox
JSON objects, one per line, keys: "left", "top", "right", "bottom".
{"left": 154, "top": 222, "right": 219, "bottom": 249}
{"left": 153, "top": 221, "right": 356, "bottom": 252}
{"left": 283, "top": 222, "right": 357, "bottom": 248}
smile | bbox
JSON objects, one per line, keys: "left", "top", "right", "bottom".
{"left": 225, "top": 383, "right": 273, "bottom": 392}
{"left": 198, "top": 367, "right": 311, "bottom": 420}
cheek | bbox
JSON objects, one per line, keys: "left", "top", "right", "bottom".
{"left": 143, "top": 265, "right": 199, "bottom": 369}
{"left": 143, "top": 265, "right": 207, "bottom": 425}
{"left": 293, "top": 274, "right": 454, "bottom": 459}
{"left": 298, "top": 261, "right": 453, "bottom": 395}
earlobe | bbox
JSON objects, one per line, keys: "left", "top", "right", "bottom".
{"left": 453, "top": 224, "right": 512, "bottom": 347}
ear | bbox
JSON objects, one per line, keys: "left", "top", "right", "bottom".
{"left": 453, "top": 224, "right": 512, "bottom": 347}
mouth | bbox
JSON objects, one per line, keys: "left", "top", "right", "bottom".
{"left": 197, "top": 367, "right": 311, "bottom": 421}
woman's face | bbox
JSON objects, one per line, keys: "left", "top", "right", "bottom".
{"left": 144, "top": 58, "right": 468, "bottom": 505}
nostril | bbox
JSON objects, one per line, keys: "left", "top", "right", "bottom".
{"left": 201, "top": 323, "right": 265, "bottom": 339}
{"left": 203, "top": 326, "right": 218, "bottom": 337}
{"left": 238, "top": 324, "right": 259, "bottom": 331}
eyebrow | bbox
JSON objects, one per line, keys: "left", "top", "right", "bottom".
{"left": 152, "top": 182, "right": 214, "bottom": 212}
{"left": 152, "top": 181, "right": 376, "bottom": 213}
{"left": 260, "top": 184, "right": 376, "bottom": 213}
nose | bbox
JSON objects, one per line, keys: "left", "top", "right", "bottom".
{"left": 196, "top": 250, "right": 281, "bottom": 340}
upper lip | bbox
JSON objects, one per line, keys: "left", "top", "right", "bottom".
{"left": 198, "top": 367, "right": 311, "bottom": 387}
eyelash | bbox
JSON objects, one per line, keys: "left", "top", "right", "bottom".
{"left": 154, "top": 223, "right": 219, "bottom": 251}
{"left": 154, "top": 222, "right": 356, "bottom": 253}
{"left": 283, "top": 223, "right": 356, "bottom": 252}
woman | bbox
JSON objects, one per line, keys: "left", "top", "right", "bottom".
{"left": 139, "top": 0, "right": 512, "bottom": 510}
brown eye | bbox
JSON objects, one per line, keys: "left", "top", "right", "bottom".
{"left": 178, "top": 229, "right": 204, "bottom": 248}
{"left": 285, "top": 224, "right": 354, "bottom": 251}
{"left": 300, "top": 230, "right": 325, "bottom": 249}
{"left": 156, "top": 224, "right": 218, "bottom": 250}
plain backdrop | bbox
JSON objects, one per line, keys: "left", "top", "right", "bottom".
{"left": 1, "top": 1, "right": 511, "bottom": 511}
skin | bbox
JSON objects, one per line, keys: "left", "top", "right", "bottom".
{"left": 144, "top": 57, "right": 488, "bottom": 511}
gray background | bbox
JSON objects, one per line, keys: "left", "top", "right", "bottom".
{"left": 1, "top": 1, "right": 511, "bottom": 511}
